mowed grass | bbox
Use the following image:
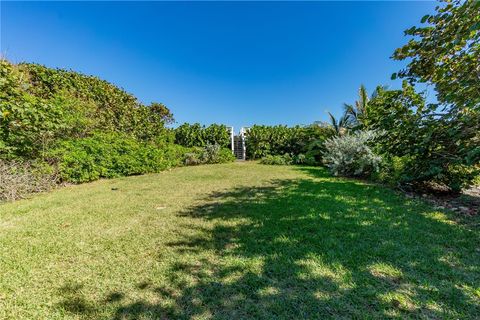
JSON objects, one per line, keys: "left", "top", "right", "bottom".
{"left": 1, "top": 162, "right": 479, "bottom": 319}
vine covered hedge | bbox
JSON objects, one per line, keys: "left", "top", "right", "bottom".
{"left": 1, "top": 59, "right": 173, "bottom": 159}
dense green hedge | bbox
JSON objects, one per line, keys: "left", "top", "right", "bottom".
{"left": 174, "top": 123, "right": 231, "bottom": 148}
{"left": 49, "top": 133, "right": 189, "bottom": 183}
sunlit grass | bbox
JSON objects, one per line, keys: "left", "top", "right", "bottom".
{"left": 1, "top": 162, "right": 479, "bottom": 319}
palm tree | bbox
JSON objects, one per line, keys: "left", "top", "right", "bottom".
{"left": 326, "top": 85, "right": 384, "bottom": 135}
{"left": 343, "top": 84, "right": 369, "bottom": 128}
{"left": 328, "top": 112, "right": 349, "bottom": 136}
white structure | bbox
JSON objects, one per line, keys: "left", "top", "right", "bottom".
{"left": 226, "top": 126, "right": 235, "bottom": 153}
{"left": 227, "top": 126, "right": 249, "bottom": 160}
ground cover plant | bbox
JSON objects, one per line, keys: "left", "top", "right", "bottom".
{"left": 0, "top": 162, "right": 479, "bottom": 319}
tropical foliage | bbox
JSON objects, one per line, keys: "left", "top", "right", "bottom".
{"left": 387, "top": 0, "right": 480, "bottom": 191}
{"left": 392, "top": 0, "right": 480, "bottom": 112}
{"left": 322, "top": 0, "right": 480, "bottom": 192}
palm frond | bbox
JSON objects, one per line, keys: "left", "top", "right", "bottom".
{"left": 328, "top": 112, "right": 339, "bottom": 134}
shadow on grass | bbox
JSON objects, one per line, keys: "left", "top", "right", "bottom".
{"left": 62, "top": 167, "right": 480, "bottom": 319}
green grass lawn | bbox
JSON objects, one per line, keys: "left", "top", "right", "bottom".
{"left": 1, "top": 162, "right": 479, "bottom": 319}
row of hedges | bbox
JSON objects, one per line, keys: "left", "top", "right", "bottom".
{"left": 0, "top": 60, "right": 236, "bottom": 200}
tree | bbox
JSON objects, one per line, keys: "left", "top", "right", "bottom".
{"left": 392, "top": 0, "right": 480, "bottom": 112}
{"left": 365, "top": 81, "right": 479, "bottom": 192}
{"left": 388, "top": 0, "right": 480, "bottom": 191}
{"left": 327, "top": 112, "right": 349, "bottom": 136}
{"left": 343, "top": 84, "right": 369, "bottom": 128}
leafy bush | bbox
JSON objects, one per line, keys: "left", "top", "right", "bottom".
{"left": 323, "top": 130, "right": 382, "bottom": 177}
{"left": 50, "top": 133, "right": 191, "bottom": 183}
{"left": 217, "top": 148, "right": 236, "bottom": 164}
{"left": 175, "top": 123, "right": 230, "bottom": 148}
{"left": 0, "top": 160, "right": 58, "bottom": 201}
{"left": 184, "top": 144, "right": 235, "bottom": 166}
{"left": 260, "top": 154, "right": 293, "bottom": 165}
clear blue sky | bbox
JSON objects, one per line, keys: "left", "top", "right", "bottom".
{"left": 1, "top": 1, "right": 436, "bottom": 132}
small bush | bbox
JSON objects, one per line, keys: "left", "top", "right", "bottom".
{"left": 184, "top": 144, "right": 235, "bottom": 166}
{"left": 260, "top": 154, "right": 293, "bottom": 165}
{"left": 184, "top": 151, "right": 203, "bottom": 166}
{"left": 217, "top": 148, "right": 236, "bottom": 164}
{"left": 0, "top": 160, "right": 58, "bottom": 201}
{"left": 323, "top": 130, "right": 382, "bottom": 177}
{"left": 201, "top": 143, "right": 222, "bottom": 164}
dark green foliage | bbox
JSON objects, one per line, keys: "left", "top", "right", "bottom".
{"left": 364, "top": 82, "right": 479, "bottom": 191}
{"left": 50, "top": 133, "right": 191, "bottom": 183}
{"left": 174, "top": 123, "right": 231, "bottom": 148}
{"left": 245, "top": 124, "right": 333, "bottom": 160}
{"left": 386, "top": 0, "right": 480, "bottom": 191}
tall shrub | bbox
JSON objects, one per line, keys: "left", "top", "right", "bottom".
{"left": 365, "top": 82, "right": 479, "bottom": 192}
